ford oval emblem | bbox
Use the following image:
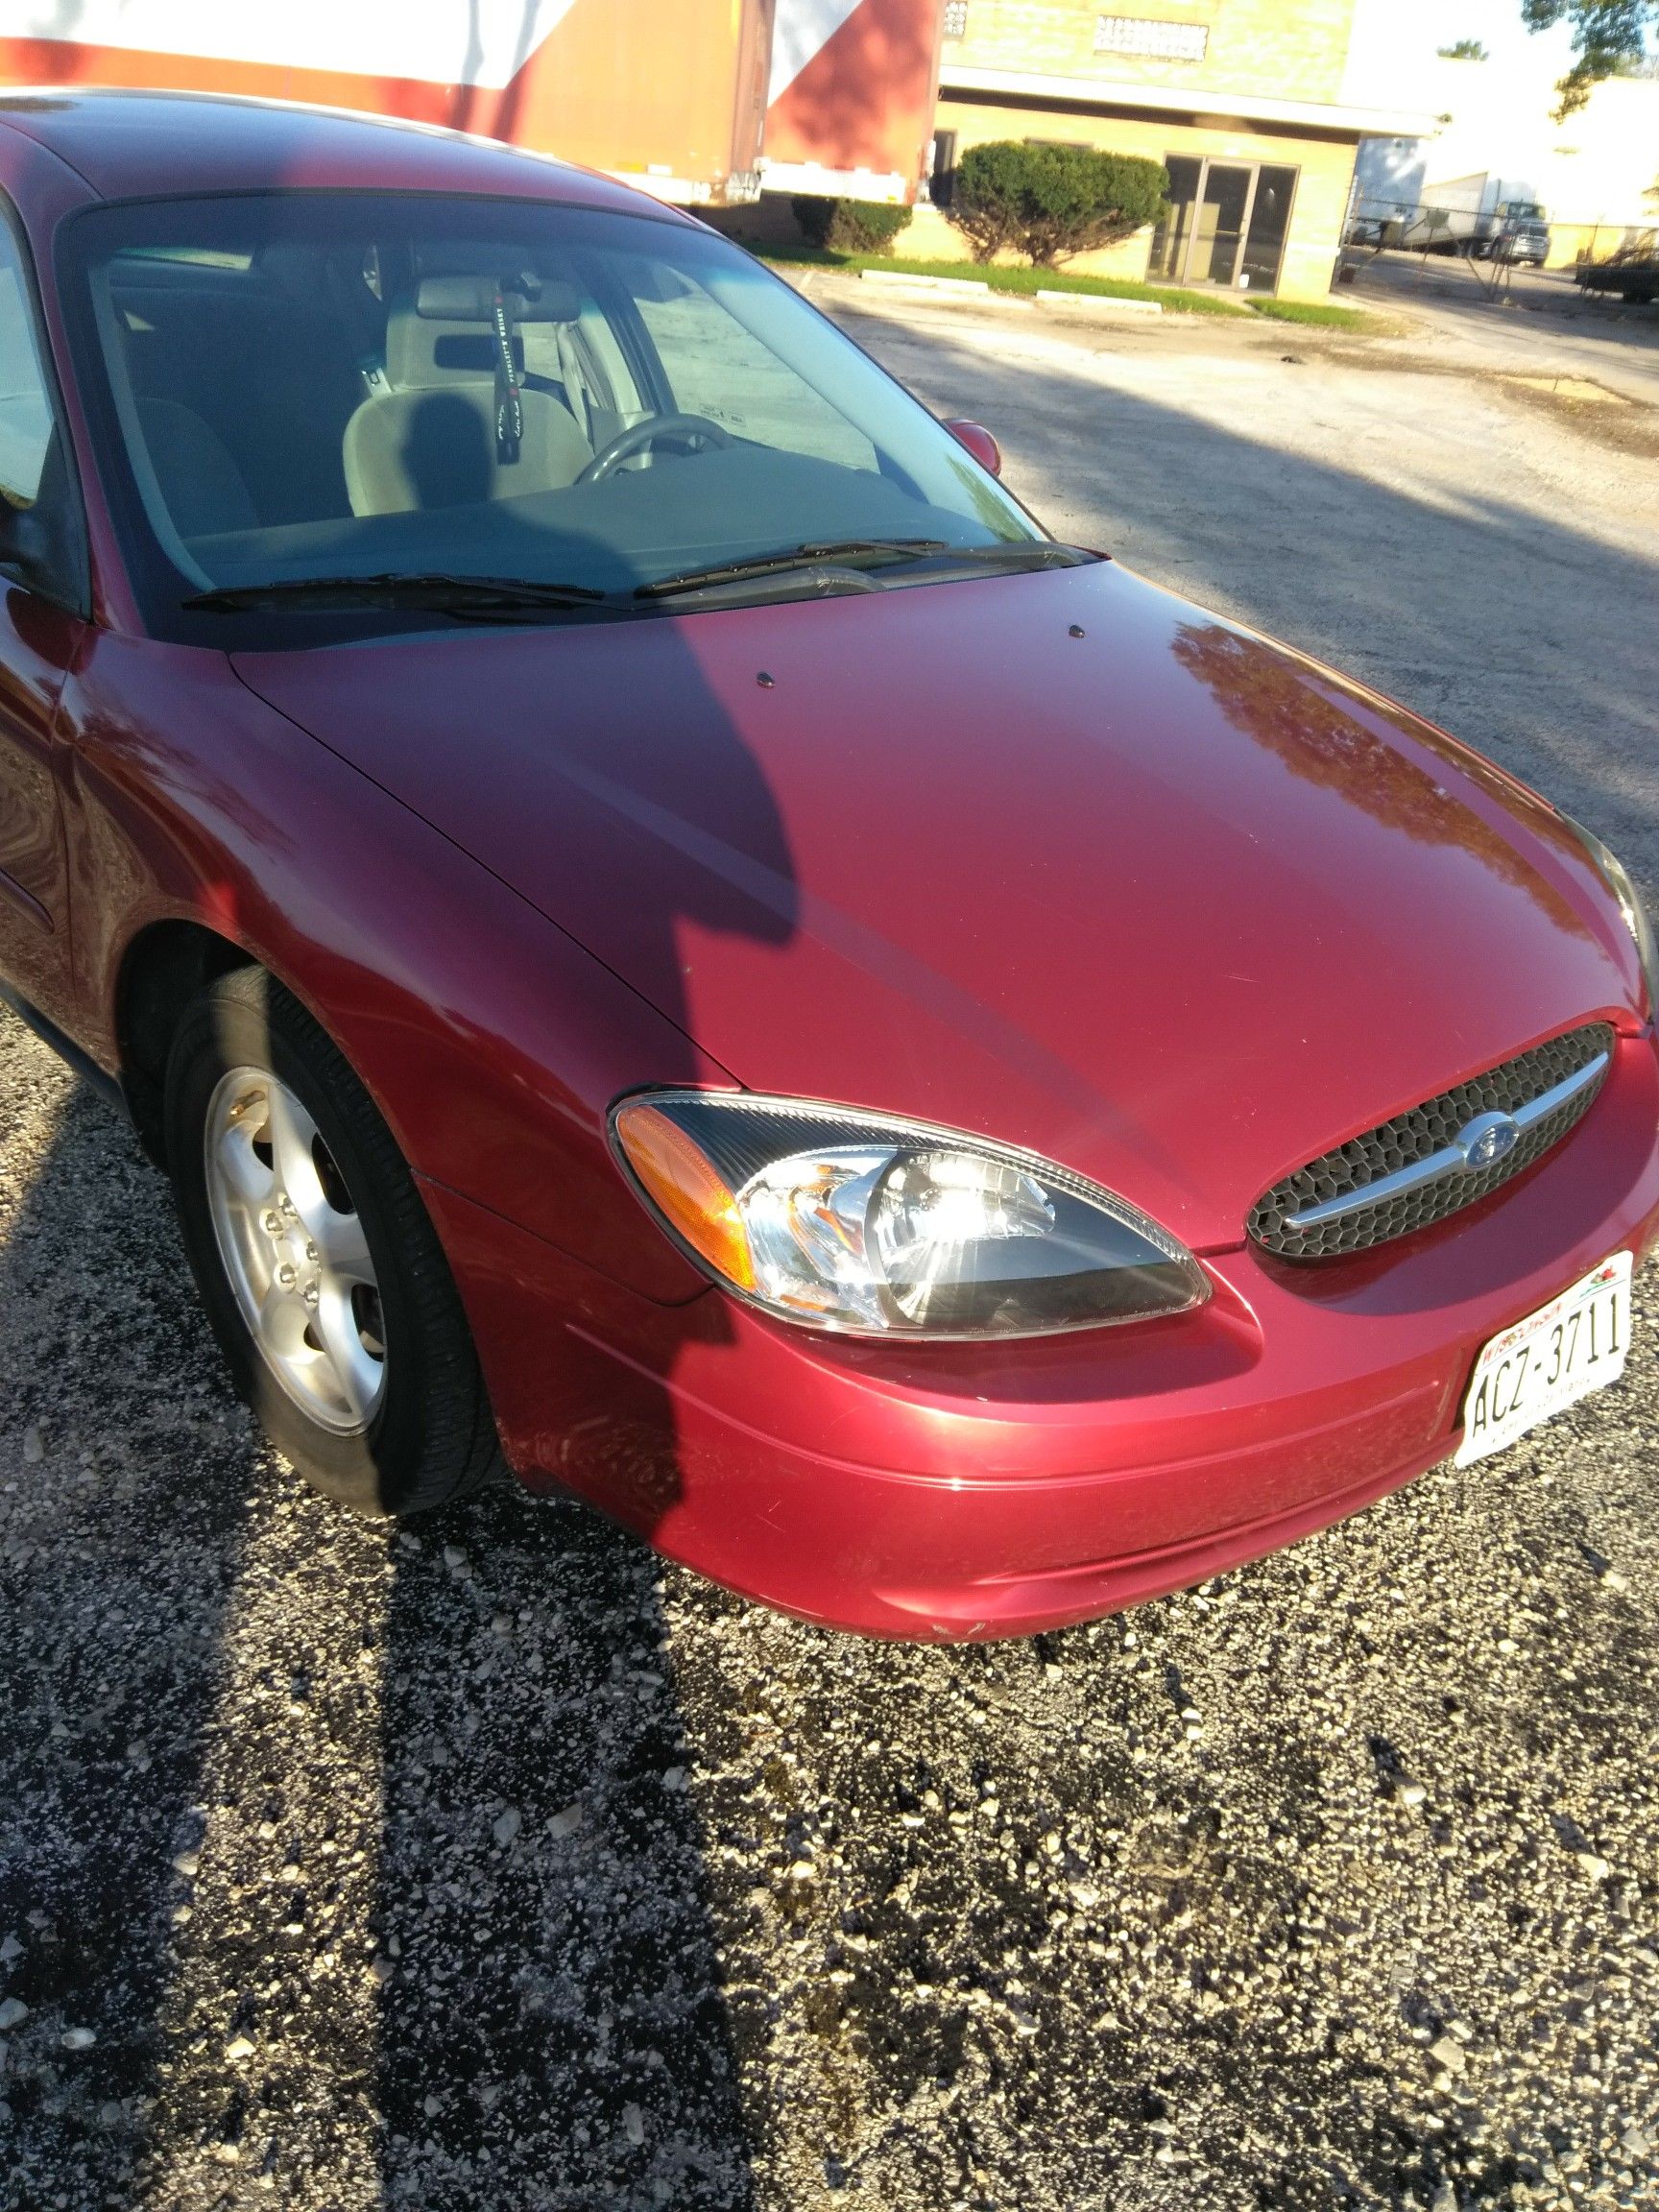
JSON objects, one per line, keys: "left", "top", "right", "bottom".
{"left": 1457, "top": 1110, "right": 1522, "bottom": 1172}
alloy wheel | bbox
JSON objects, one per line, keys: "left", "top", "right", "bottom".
{"left": 202, "top": 1065, "right": 387, "bottom": 1434}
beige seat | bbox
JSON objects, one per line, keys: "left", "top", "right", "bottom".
{"left": 343, "top": 278, "right": 592, "bottom": 517}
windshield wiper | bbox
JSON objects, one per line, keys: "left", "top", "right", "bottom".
{"left": 637, "top": 539, "right": 951, "bottom": 599}
{"left": 182, "top": 572, "right": 614, "bottom": 614}
{"left": 637, "top": 538, "right": 1089, "bottom": 601}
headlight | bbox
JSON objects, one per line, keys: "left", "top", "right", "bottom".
{"left": 611, "top": 1092, "right": 1209, "bottom": 1338}
{"left": 1562, "top": 814, "right": 1659, "bottom": 1018}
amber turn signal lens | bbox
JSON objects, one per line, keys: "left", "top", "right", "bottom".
{"left": 613, "top": 1101, "right": 757, "bottom": 1290}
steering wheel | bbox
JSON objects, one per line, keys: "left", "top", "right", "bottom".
{"left": 577, "top": 412, "right": 733, "bottom": 485}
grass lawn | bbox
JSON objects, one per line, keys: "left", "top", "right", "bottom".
{"left": 1248, "top": 294, "right": 1379, "bottom": 326}
{"left": 751, "top": 243, "right": 1379, "bottom": 331}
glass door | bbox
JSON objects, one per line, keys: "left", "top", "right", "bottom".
{"left": 1192, "top": 163, "right": 1252, "bottom": 286}
{"left": 1239, "top": 165, "right": 1298, "bottom": 293}
{"left": 1148, "top": 156, "right": 1299, "bottom": 294}
{"left": 1147, "top": 156, "right": 1201, "bottom": 282}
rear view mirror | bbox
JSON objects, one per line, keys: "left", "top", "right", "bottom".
{"left": 944, "top": 419, "right": 1001, "bottom": 477}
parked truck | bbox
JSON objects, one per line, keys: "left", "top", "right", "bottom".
{"left": 1390, "top": 173, "right": 1551, "bottom": 265}
{"left": 0, "top": 0, "right": 945, "bottom": 208}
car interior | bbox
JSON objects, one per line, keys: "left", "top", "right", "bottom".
{"left": 343, "top": 276, "right": 595, "bottom": 516}
{"left": 69, "top": 205, "right": 1032, "bottom": 620}
{"left": 105, "top": 245, "right": 638, "bottom": 542}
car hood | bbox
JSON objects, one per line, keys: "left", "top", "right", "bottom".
{"left": 235, "top": 562, "right": 1635, "bottom": 1253}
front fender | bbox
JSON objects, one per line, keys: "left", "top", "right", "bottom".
{"left": 60, "top": 633, "right": 722, "bottom": 1306}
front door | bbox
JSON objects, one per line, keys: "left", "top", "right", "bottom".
{"left": 1148, "top": 156, "right": 1300, "bottom": 295}
{"left": 1192, "top": 161, "right": 1252, "bottom": 286}
{"left": 0, "top": 203, "right": 84, "bottom": 1024}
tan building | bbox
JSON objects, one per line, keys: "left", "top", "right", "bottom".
{"left": 911, "top": 1, "right": 1432, "bottom": 301}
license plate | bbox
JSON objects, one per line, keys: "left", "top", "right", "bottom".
{"left": 1455, "top": 1251, "right": 1634, "bottom": 1468}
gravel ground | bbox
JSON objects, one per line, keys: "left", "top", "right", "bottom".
{"left": 3, "top": 295, "right": 1659, "bottom": 2212}
{"left": 1340, "top": 258, "right": 1659, "bottom": 411}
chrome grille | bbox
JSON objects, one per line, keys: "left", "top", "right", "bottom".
{"left": 1248, "top": 1023, "right": 1615, "bottom": 1261}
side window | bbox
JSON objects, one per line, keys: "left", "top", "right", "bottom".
{"left": 0, "top": 204, "right": 83, "bottom": 610}
{"left": 626, "top": 262, "right": 878, "bottom": 473}
{"left": 0, "top": 220, "right": 55, "bottom": 512}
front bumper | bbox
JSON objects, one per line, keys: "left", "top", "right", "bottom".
{"left": 425, "top": 1028, "right": 1659, "bottom": 1640}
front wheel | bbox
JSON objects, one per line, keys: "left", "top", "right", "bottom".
{"left": 165, "top": 966, "right": 497, "bottom": 1514}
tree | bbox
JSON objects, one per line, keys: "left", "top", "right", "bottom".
{"left": 945, "top": 142, "right": 1168, "bottom": 267}
{"left": 1438, "top": 38, "right": 1491, "bottom": 58}
{"left": 789, "top": 197, "right": 914, "bottom": 255}
{"left": 1522, "top": 1, "right": 1657, "bottom": 116}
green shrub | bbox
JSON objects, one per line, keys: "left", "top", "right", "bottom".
{"left": 945, "top": 142, "right": 1168, "bottom": 267}
{"left": 789, "top": 195, "right": 914, "bottom": 254}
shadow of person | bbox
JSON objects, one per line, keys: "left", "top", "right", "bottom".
{"left": 0, "top": 1030, "right": 762, "bottom": 2207}
{"left": 396, "top": 387, "right": 499, "bottom": 510}
{"left": 0, "top": 1054, "right": 263, "bottom": 2205}
{"left": 371, "top": 1486, "right": 757, "bottom": 2208}
{"left": 0, "top": 239, "right": 805, "bottom": 2181}
{"left": 354, "top": 393, "right": 790, "bottom": 2200}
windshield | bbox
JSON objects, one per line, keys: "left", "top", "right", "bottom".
{"left": 60, "top": 192, "right": 1052, "bottom": 643}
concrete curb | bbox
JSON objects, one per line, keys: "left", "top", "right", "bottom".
{"left": 857, "top": 269, "right": 990, "bottom": 295}
{"left": 1036, "top": 289, "right": 1164, "bottom": 318}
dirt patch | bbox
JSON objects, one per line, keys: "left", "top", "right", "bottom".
{"left": 1499, "top": 371, "right": 1659, "bottom": 459}
{"left": 1505, "top": 373, "right": 1627, "bottom": 405}
{"left": 1245, "top": 337, "right": 1659, "bottom": 457}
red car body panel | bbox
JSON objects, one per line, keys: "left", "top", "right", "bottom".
{"left": 60, "top": 635, "right": 731, "bottom": 1305}
{"left": 0, "top": 91, "right": 1654, "bottom": 1639}
{"left": 425, "top": 1022, "right": 1659, "bottom": 1637}
{"left": 234, "top": 561, "right": 1645, "bottom": 1258}
{"left": 0, "top": 86, "right": 674, "bottom": 224}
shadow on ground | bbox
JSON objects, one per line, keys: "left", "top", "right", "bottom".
{"left": 1347, "top": 253, "right": 1659, "bottom": 353}
{"left": 0, "top": 1034, "right": 755, "bottom": 2210}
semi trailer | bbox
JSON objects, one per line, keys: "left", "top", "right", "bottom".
{"left": 0, "top": 0, "right": 945, "bottom": 207}
{"left": 1391, "top": 173, "right": 1551, "bottom": 264}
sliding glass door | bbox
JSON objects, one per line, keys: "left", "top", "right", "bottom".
{"left": 1147, "top": 157, "right": 1299, "bottom": 293}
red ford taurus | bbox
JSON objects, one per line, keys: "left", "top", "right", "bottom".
{"left": 0, "top": 90, "right": 1653, "bottom": 1638}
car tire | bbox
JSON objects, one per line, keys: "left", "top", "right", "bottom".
{"left": 164, "top": 964, "right": 498, "bottom": 1515}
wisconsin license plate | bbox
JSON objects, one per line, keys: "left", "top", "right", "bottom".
{"left": 1455, "top": 1251, "right": 1634, "bottom": 1469}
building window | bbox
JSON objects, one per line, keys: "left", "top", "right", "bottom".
{"left": 1094, "top": 15, "right": 1209, "bottom": 62}
{"left": 943, "top": 1, "right": 969, "bottom": 38}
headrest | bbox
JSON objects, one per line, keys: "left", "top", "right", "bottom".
{"left": 414, "top": 274, "right": 580, "bottom": 324}
{"left": 384, "top": 276, "right": 580, "bottom": 390}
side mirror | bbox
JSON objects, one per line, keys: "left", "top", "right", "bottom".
{"left": 944, "top": 419, "right": 1002, "bottom": 477}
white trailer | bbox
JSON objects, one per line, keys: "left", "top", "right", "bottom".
{"left": 1394, "top": 173, "right": 1551, "bottom": 264}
